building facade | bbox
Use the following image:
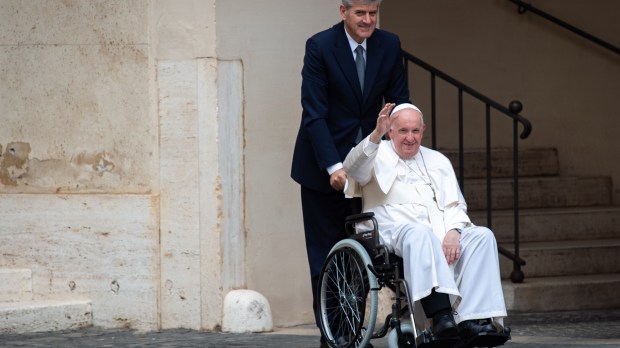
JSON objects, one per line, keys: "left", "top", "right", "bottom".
{"left": 1, "top": 0, "right": 618, "bottom": 331}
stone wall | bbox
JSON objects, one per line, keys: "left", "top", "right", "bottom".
{"left": 0, "top": 0, "right": 159, "bottom": 330}
{"left": 0, "top": 0, "right": 227, "bottom": 331}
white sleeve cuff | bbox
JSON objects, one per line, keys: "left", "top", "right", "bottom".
{"left": 362, "top": 136, "right": 379, "bottom": 156}
{"left": 327, "top": 162, "right": 343, "bottom": 175}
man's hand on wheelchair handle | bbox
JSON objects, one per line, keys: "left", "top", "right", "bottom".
{"left": 330, "top": 168, "right": 347, "bottom": 191}
{"left": 443, "top": 229, "right": 461, "bottom": 265}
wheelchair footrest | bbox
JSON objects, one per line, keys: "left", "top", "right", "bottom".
{"left": 415, "top": 330, "right": 461, "bottom": 348}
{"left": 452, "top": 328, "right": 511, "bottom": 348}
{"left": 413, "top": 327, "right": 511, "bottom": 348}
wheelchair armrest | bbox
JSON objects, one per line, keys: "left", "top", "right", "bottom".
{"left": 345, "top": 211, "right": 375, "bottom": 224}
{"left": 344, "top": 212, "right": 379, "bottom": 241}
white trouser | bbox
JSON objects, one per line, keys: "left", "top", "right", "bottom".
{"left": 383, "top": 223, "right": 507, "bottom": 325}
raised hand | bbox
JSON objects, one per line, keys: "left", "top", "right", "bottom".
{"left": 370, "top": 103, "right": 396, "bottom": 143}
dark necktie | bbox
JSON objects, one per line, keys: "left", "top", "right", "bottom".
{"left": 355, "top": 45, "right": 365, "bottom": 92}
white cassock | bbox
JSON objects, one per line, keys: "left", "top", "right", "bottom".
{"left": 344, "top": 136, "right": 507, "bottom": 325}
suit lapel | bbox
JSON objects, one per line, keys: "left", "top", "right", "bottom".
{"left": 332, "top": 23, "right": 364, "bottom": 103}
{"left": 364, "top": 33, "right": 384, "bottom": 101}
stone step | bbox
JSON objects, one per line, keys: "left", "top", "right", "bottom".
{"left": 470, "top": 206, "right": 620, "bottom": 243}
{"left": 0, "top": 300, "right": 92, "bottom": 334}
{"left": 443, "top": 147, "right": 559, "bottom": 178}
{"left": 499, "top": 238, "right": 620, "bottom": 279}
{"left": 463, "top": 176, "right": 612, "bottom": 210}
{"left": 0, "top": 269, "right": 32, "bottom": 302}
{"left": 503, "top": 273, "right": 620, "bottom": 312}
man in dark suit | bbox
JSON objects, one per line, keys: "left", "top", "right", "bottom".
{"left": 290, "top": 1, "right": 409, "bottom": 345}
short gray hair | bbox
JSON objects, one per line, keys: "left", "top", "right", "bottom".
{"left": 342, "top": 0, "right": 382, "bottom": 10}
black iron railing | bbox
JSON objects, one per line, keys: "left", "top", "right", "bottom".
{"left": 508, "top": 0, "right": 620, "bottom": 56}
{"left": 402, "top": 50, "right": 531, "bottom": 283}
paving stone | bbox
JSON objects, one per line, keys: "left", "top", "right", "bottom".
{"left": 0, "top": 309, "right": 619, "bottom": 347}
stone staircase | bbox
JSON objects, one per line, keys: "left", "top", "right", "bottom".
{"left": 445, "top": 148, "right": 620, "bottom": 312}
{"left": 0, "top": 268, "right": 92, "bottom": 334}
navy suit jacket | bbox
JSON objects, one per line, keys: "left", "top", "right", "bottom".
{"left": 291, "top": 21, "right": 410, "bottom": 193}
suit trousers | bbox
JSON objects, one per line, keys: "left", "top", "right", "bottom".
{"left": 300, "top": 186, "right": 359, "bottom": 328}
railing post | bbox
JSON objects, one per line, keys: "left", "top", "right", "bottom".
{"left": 509, "top": 100, "right": 525, "bottom": 283}
{"left": 458, "top": 90, "right": 464, "bottom": 189}
{"left": 485, "top": 104, "right": 492, "bottom": 229}
{"left": 431, "top": 74, "right": 437, "bottom": 149}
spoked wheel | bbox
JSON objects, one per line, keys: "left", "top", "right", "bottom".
{"left": 319, "top": 239, "right": 378, "bottom": 348}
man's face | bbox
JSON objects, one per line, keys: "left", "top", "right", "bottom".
{"left": 340, "top": 1, "right": 379, "bottom": 44}
{"left": 388, "top": 109, "right": 426, "bottom": 160}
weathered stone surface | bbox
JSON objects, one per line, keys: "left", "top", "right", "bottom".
{"left": 0, "top": 300, "right": 92, "bottom": 334}
{"left": 0, "top": 1, "right": 152, "bottom": 194}
{"left": 0, "top": 194, "right": 158, "bottom": 331}
{"left": 0, "top": 269, "right": 32, "bottom": 302}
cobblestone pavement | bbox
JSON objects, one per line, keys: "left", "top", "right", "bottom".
{"left": 1, "top": 309, "right": 619, "bottom": 347}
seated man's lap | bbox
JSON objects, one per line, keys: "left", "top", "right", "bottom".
{"left": 382, "top": 223, "right": 439, "bottom": 258}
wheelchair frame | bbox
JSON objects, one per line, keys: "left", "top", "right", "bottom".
{"left": 317, "top": 212, "right": 510, "bottom": 348}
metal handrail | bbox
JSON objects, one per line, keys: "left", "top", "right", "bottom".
{"left": 402, "top": 50, "right": 530, "bottom": 282}
{"left": 508, "top": 0, "right": 620, "bottom": 56}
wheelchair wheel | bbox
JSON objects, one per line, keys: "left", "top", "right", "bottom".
{"left": 318, "top": 239, "right": 378, "bottom": 348}
{"left": 387, "top": 323, "right": 416, "bottom": 348}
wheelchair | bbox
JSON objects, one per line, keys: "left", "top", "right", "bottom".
{"left": 317, "top": 212, "right": 511, "bottom": 348}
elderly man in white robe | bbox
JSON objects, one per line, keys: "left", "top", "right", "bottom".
{"left": 343, "top": 102, "right": 507, "bottom": 339}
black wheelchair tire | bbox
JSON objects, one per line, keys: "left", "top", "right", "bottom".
{"left": 318, "top": 239, "right": 378, "bottom": 348}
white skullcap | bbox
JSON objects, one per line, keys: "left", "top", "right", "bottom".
{"left": 390, "top": 103, "right": 422, "bottom": 117}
